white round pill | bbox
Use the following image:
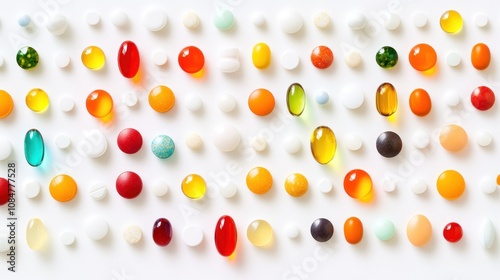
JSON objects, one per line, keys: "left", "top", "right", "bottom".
{"left": 111, "top": 10, "right": 128, "bottom": 28}
{"left": 85, "top": 12, "right": 100, "bottom": 26}
{"left": 217, "top": 94, "right": 236, "bottom": 113}
{"left": 314, "top": 11, "right": 331, "bottom": 28}
{"left": 346, "top": 11, "right": 366, "bottom": 30}
{"left": 60, "top": 231, "right": 76, "bottom": 246}
{"left": 185, "top": 95, "right": 202, "bottom": 112}
{"left": 341, "top": 85, "right": 364, "bottom": 110}
{"left": 152, "top": 180, "right": 169, "bottom": 197}
{"left": 345, "top": 50, "right": 362, "bottom": 68}
{"left": 122, "top": 92, "right": 138, "bottom": 107}
{"left": 18, "top": 14, "right": 31, "bottom": 27}
{"left": 281, "top": 50, "right": 300, "bottom": 70}
{"left": 185, "top": 132, "right": 202, "bottom": 150}
{"left": 46, "top": 14, "right": 67, "bottom": 36}
{"left": 143, "top": 8, "right": 167, "bottom": 32}
{"left": 480, "top": 176, "right": 497, "bottom": 194}
{"left": 412, "top": 12, "right": 427, "bottom": 28}
{"left": 220, "top": 182, "right": 237, "bottom": 198}
{"left": 23, "top": 179, "right": 41, "bottom": 199}
{"left": 123, "top": 225, "right": 142, "bottom": 245}
{"left": 384, "top": 14, "right": 400, "bottom": 30}
{"left": 382, "top": 178, "right": 396, "bottom": 193}
{"left": 0, "top": 138, "right": 12, "bottom": 161}
{"left": 278, "top": 9, "right": 303, "bottom": 34}
{"left": 0, "top": 230, "right": 9, "bottom": 252}
{"left": 182, "top": 225, "right": 204, "bottom": 247}
{"left": 59, "top": 96, "right": 75, "bottom": 112}
{"left": 250, "top": 135, "right": 267, "bottom": 152}
{"left": 54, "top": 52, "right": 70, "bottom": 68}
{"left": 318, "top": 178, "right": 333, "bottom": 193}
{"left": 444, "top": 90, "right": 460, "bottom": 107}
{"left": 213, "top": 124, "right": 240, "bottom": 152}
{"left": 477, "top": 131, "right": 493, "bottom": 147}
{"left": 252, "top": 12, "right": 265, "bottom": 27}
{"left": 152, "top": 49, "right": 168, "bottom": 66}
{"left": 55, "top": 133, "right": 71, "bottom": 149}
{"left": 446, "top": 52, "right": 461, "bottom": 67}
{"left": 412, "top": 131, "right": 430, "bottom": 149}
{"left": 89, "top": 181, "right": 107, "bottom": 200}
{"left": 345, "top": 134, "right": 363, "bottom": 151}
{"left": 284, "top": 135, "right": 302, "bottom": 154}
{"left": 474, "top": 14, "right": 488, "bottom": 28}
{"left": 286, "top": 224, "right": 300, "bottom": 239}
{"left": 183, "top": 11, "right": 200, "bottom": 29}
{"left": 410, "top": 178, "right": 427, "bottom": 195}
{"left": 83, "top": 130, "right": 108, "bottom": 158}
{"left": 85, "top": 217, "right": 109, "bottom": 240}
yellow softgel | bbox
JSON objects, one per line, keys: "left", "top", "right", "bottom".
{"left": 284, "top": 173, "right": 308, "bottom": 197}
{"left": 26, "top": 218, "right": 48, "bottom": 250}
{"left": 49, "top": 174, "right": 78, "bottom": 202}
{"left": 440, "top": 10, "right": 463, "bottom": 34}
{"left": 26, "top": 88, "right": 49, "bottom": 112}
{"left": 182, "top": 174, "right": 206, "bottom": 199}
{"left": 81, "top": 46, "right": 105, "bottom": 70}
{"left": 247, "top": 220, "right": 273, "bottom": 247}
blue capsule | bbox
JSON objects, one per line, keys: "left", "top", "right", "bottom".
{"left": 151, "top": 135, "right": 175, "bottom": 159}
{"left": 24, "top": 129, "right": 44, "bottom": 167}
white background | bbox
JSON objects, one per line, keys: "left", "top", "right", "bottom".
{"left": 1, "top": 0, "right": 500, "bottom": 279}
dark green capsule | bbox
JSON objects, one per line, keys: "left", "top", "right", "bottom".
{"left": 17, "top": 46, "right": 39, "bottom": 70}
{"left": 24, "top": 129, "right": 44, "bottom": 167}
{"left": 286, "top": 83, "right": 306, "bottom": 116}
{"left": 375, "top": 46, "right": 398, "bottom": 69}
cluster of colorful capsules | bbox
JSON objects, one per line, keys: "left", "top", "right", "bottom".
{"left": 19, "top": 211, "right": 497, "bottom": 256}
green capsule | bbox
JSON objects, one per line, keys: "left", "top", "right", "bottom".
{"left": 310, "top": 126, "right": 336, "bottom": 164}
{"left": 375, "top": 46, "right": 398, "bottom": 69}
{"left": 17, "top": 46, "right": 39, "bottom": 70}
{"left": 24, "top": 129, "right": 44, "bottom": 167}
{"left": 287, "top": 83, "right": 306, "bottom": 116}
{"left": 376, "top": 82, "right": 398, "bottom": 117}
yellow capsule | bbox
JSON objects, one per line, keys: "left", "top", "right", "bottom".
{"left": 247, "top": 219, "right": 274, "bottom": 247}
{"left": 81, "top": 46, "right": 105, "bottom": 70}
{"left": 26, "top": 88, "right": 49, "bottom": 112}
{"left": 252, "top": 42, "right": 271, "bottom": 69}
{"left": 26, "top": 218, "right": 48, "bottom": 250}
{"left": 284, "top": 173, "right": 308, "bottom": 197}
{"left": 440, "top": 10, "right": 463, "bottom": 34}
{"left": 376, "top": 82, "right": 398, "bottom": 117}
{"left": 310, "top": 126, "right": 336, "bottom": 164}
{"left": 182, "top": 174, "right": 206, "bottom": 199}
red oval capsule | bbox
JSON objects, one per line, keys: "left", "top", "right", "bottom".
{"left": 152, "top": 218, "right": 173, "bottom": 246}
{"left": 118, "top": 41, "right": 140, "bottom": 78}
{"left": 214, "top": 215, "right": 237, "bottom": 257}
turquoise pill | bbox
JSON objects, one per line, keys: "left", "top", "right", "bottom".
{"left": 213, "top": 9, "right": 235, "bottom": 31}
{"left": 151, "top": 135, "right": 175, "bottom": 159}
{"left": 24, "top": 129, "right": 44, "bottom": 167}
{"left": 374, "top": 218, "right": 395, "bottom": 241}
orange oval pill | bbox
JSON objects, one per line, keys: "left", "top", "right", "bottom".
{"left": 471, "top": 43, "right": 491, "bottom": 70}
{"left": 344, "top": 217, "right": 363, "bottom": 244}
{"left": 406, "top": 214, "right": 432, "bottom": 247}
{"left": 409, "top": 88, "right": 431, "bottom": 117}
{"left": 248, "top": 88, "right": 275, "bottom": 116}
{"left": 437, "top": 170, "right": 465, "bottom": 200}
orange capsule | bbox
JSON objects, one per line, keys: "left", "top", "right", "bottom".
{"left": 408, "top": 43, "right": 437, "bottom": 71}
{"left": 409, "top": 88, "right": 432, "bottom": 117}
{"left": 248, "top": 88, "right": 275, "bottom": 116}
{"left": 344, "top": 217, "right": 363, "bottom": 244}
{"left": 471, "top": 43, "right": 491, "bottom": 70}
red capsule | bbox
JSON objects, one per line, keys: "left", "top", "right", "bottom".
{"left": 116, "top": 171, "right": 143, "bottom": 199}
{"left": 117, "top": 128, "right": 143, "bottom": 154}
{"left": 471, "top": 86, "right": 495, "bottom": 111}
{"left": 311, "top": 46, "right": 333, "bottom": 69}
{"left": 443, "top": 222, "right": 463, "bottom": 243}
{"left": 178, "top": 46, "right": 205, "bottom": 74}
{"left": 118, "top": 41, "right": 140, "bottom": 78}
{"left": 214, "top": 215, "right": 237, "bottom": 257}
{"left": 153, "top": 218, "right": 173, "bottom": 246}
{"left": 0, "top": 178, "right": 9, "bottom": 206}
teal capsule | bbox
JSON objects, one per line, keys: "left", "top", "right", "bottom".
{"left": 374, "top": 218, "right": 395, "bottom": 241}
{"left": 24, "top": 129, "right": 44, "bottom": 167}
{"left": 286, "top": 83, "right": 306, "bottom": 116}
